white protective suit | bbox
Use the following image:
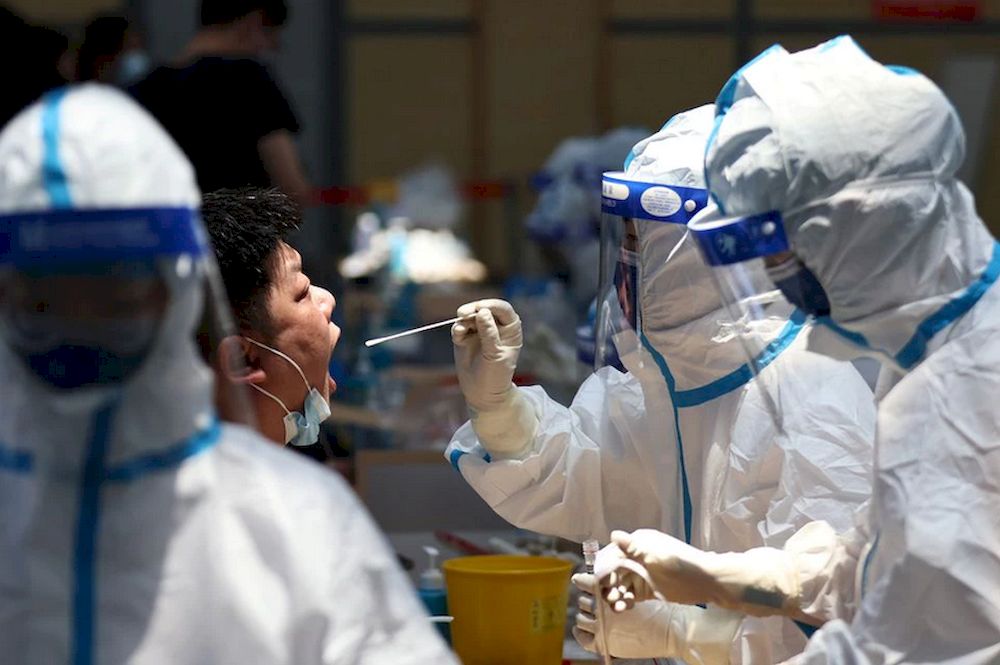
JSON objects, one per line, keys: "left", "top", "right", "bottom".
{"left": 0, "top": 85, "right": 456, "bottom": 665}
{"left": 447, "top": 104, "right": 876, "bottom": 663}
{"left": 696, "top": 35, "right": 1000, "bottom": 664}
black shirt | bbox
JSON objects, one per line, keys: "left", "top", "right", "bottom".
{"left": 131, "top": 57, "right": 299, "bottom": 193}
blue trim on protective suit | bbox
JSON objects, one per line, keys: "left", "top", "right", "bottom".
{"left": 860, "top": 530, "right": 881, "bottom": 598}
{"left": 894, "top": 241, "right": 1000, "bottom": 369}
{"left": 707, "top": 43, "right": 785, "bottom": 214}
{"left": 794, "top": 621, "right": 818, "bottom": 638}
{"left": 816, "top": 241, "right": 1000, "bottom": 369}
{"left": 818, "top": 35, "right": 850, "bottom": 52}
{"left": 104, "top": 419, "right": 221, "bottom": 482}
{"left": 0, "top": 445, "right": 33, "bottom": 474}
{"left": 816, "top": 316, "right": 872, "bottom": 349}
{"left": 622, "top": 152, "right": 636, "bottom": 172}
{"left": 449, "top": 448, "right": 491, "bottom": 472}
{"left": 72, "top": 400, "right": 117, "bottom": 665}
{"left": 68, "top": 411, "right": 225, "bottom": 662}
{"left": 640, "top": 308, "right": 805, "bottom": 544}
{"left": 674, "top": 309, "right": 806, "bottom": 408}
{"left": 42, "top": 88, "right": 72, "bottom": 209}
{"left": 639, "top": 335, "right": 694, "bottom": 544}
{"left": 715, "top": 44, "right": 784, "bottom": 115}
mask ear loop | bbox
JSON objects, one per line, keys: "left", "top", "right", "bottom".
{"left": 244, "top": 336, "right": 312, "bottom": 392}
{"left": 247, "top": 381, "right": 292, "bottom": 416}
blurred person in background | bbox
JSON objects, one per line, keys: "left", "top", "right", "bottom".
{"left": 131, "top": 0, "right": 312, "bottom": 205}
{"left": 0, "top": 6, "right": 73, "bottom": 129}
{"left": 77, "top": 14, "right": 151, "bottom": 87}
{"left": 202, "top": 187, "right": 341, "bottom": 466}
{"left": 0, "top": 83, "right": 455, "bottom": 664}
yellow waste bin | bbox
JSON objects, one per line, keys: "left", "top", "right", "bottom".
{"left": 443, "top": 555, "right": 574, "bottom": 665}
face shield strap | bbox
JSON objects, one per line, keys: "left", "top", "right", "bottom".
{"left": 601, "top": 173, "right": 709, "bottom": 224}
{"left": 0, "top": 207, "right": 207, "bottom": 268}
{"left": 692, "top": 210, "right": 788, "bottom": 266}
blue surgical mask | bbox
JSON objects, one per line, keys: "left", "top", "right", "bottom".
{"left": 614, "top": 248, "right": 640, "bottom": 331}
{"left": 765, "top": 255, "right": 831, "bottom": 317}
{"left": 244, "top": 337, "right": 331, "bottom": 447}
{"left": 115, "top": 50, "right": 152, "bottom": 88}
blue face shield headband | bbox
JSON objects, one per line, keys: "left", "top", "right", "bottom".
{"left": 692, "top": 202, "right": 1000, "bottom": 372}
{"left": 689, "top": 208, "right": 832, "bottom": 316}
{"left": 0, "top": 207, "right": 208, "bottom": 389}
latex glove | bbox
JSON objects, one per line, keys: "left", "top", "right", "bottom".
{"left": 452, "top": 299, "right": 536, "bottom": 457}
{"left": 572, "top": 573, "right": 742, "bottom": 664}
{"left": 600, "top": 528, "right": 809, "bottom": 620}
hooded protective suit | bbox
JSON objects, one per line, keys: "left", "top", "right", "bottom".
{"left": 0, "top": 85, "right": 455, "bottom": 665}
{"left": 703, "top": 36, "right": 1000, "bottom": 665}
{"left": 446, "top": 104, "right": 875, "bottom": 663}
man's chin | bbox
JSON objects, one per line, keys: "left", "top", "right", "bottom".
{"left": 327, "top": 374, "right": 337, "bottom": 397}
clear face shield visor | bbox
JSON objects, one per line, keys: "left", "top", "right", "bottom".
{"left": 687, "top": 207, "right": 830, "bottom": 430}
{"left": 594, "top": 172, "right": 710, "bottom": 372}
{"left": 0, "top": 206, "right": 256, "bottom": 428}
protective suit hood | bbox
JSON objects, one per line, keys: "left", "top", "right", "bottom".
{"left": 705, "top": 36, "right": 998, "bottom": 370}
{"left": 619, "top": 104, "right": 792, "bottom": 389}
{"left": 0, "top": 84, "right": 218, "bottom": 464}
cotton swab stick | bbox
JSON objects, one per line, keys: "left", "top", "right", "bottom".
{"left": 364, "top": 314, "right": 476, "bottom": 348}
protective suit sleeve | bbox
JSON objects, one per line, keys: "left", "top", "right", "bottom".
{"left": 445, "top": 367, "right": 682, "bottom": 543}
{"left": 603, "top": 521, "right": 868, "bottom": 626}
{"left": 723, "top": 341, "right": 875, "bottom": 623}
{"left": 319, "top": 485, "right": 458, "bottom": 664}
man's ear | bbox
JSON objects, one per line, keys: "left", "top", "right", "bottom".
{"left": 217, "top": 335, "right": 267, "bottom": 386}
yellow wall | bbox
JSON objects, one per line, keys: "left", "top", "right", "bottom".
{"left": 5, "top": 0, "right": 124, "bottom": 24}
{"left": 345, "top": 1, "right": 1000, "bottom": 271}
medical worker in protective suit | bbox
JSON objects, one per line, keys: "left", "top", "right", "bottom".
{"left": 446, "top": 104, "right": 876, "bottom": 663}
{"left": 0, "top": 84, "right": 456, "bottom": 664}
{"left": 595, "top": 36, "right": 1000, "bottom": 665}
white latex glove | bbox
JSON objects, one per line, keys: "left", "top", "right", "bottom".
{"left": 452, "top": 299, "right": 537, "bottom": 457}
{"left": 572, "top": 573, "right": 742, "bottom": 664}
{"left": 600, "top": 528, "right": 815, "bottom": 621}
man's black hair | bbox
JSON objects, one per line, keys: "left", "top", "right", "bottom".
{"left": 202, "top": 187, "right": 300, "bottom": 335}
{"left": 200, "top": 0, "right": 287, "bottom": 27}
{"left": 77, "top": 15, "right": 128, "bottom": 81}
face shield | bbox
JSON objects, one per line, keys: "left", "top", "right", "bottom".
{"left": 0, "top": 205, "right": 256, "bottom": 428}
{"left": 594, "top": 172, "right": 709, "bottom": 371}
{"left": 687, "top": 207, "right": 827, "bottom": 430}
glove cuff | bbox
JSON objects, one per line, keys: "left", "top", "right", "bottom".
{"left": 471, "top": 387, "right": 538, "bottom": 459}
{"left": 675, "top": 605, "right": 742, "bottom": 665}
{"left": 707, "top": 548, "right": 803, "bottom": 617}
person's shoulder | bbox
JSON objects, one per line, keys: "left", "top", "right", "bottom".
{"left": 129, "top": 65, "right": 173, "bottom": 96}
{"left": 212, "top": 424, "right": 359, "bottom": 515}
{"left": 199, "top": 56, "right": 275, "bottom": 81}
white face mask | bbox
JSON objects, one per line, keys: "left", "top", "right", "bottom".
{"left": 244, "top": 337, "right": 331, "bottom": 447}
